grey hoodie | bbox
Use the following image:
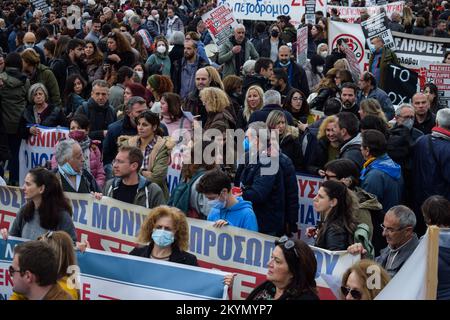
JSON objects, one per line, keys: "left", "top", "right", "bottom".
{"left": 339, "top": 133, "right": 364, "bottom": 169}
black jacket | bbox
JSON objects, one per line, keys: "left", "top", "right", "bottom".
{"left": 248, "top": 104, "right": 294, "bottom": 126}
{"left": 280, "top": 134, "right": 304, "bottom": 171}
{"left": 247, "top": 281, "right": 319, "bottom": 300}
{"left": 315, "top": 222, "right": 354, "bottom": 251}
{"left": 102, "top": 116, "right": 137, "bottom": 165}
{"left": 18, "top": 104, "right": 66, "bottom": 139}
{"left": 274, "top": 59, "right": 310, "bottom": 97}
{"left": 307, "top": 137, "right": 333, "bottom": 175}
{"left": 259, "top": 37, "right": 285, "bottom": 59}
{"left": 171, "top": 55, "right": 209, "bottom": 96}
{"left": 309, "top": 87, "right": 338, "bottom": 111}
{"left": 414, "top": 110, "right": 436, "bottom": 135}
{"left": 242, "top": 74, "right": 272, "bottom": 95}
{"left": 324, "top": 48, "right": 346, "bottom": 74}
{"left": 129, "top": 243, "right": 198, "bottom": 266}
{"left": 75, "top": 98, "right": 117, "bottom": 142}
{"left": 51, "top": 54, "right": 87, "bottom": 96}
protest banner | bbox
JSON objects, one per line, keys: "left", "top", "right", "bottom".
{"left": 18, "top": 125, "right": 69, "bottom": 186}
{"left": 31, "top": 0, "right": 51, "bottom": 14}
{"left": 216, "top": 0, "right": 327, "bottom": 21}
{"left": 384, "top": 64, "right": 418, "bottom": 106}
{"left": 361, "top": 12, "right": 396, "bottom": 51}
{"left": 0, "top": 186, "right": 357, "bottom": 300}
{"left": 423, "top": 64, "right": 450, "bottom": 108}
{"left": 296, "top": 26, "right": 308, "bottom": 66}
{"left": 202, "top": 4, "right": 239, "bottom": 47}
{"left": 296, "top": 174, "right": 322, "bottom": 245}
{"left": 327, "top": 1, "right": 404, "bottom": 24}
{"left": 0, "top": 237, "right": 228, "bottom": 300}
{"left": 328, "top": 20, "right": 370, "bottom": 72}
{"left": 305, "top": 0, "right": 316, "bottom": 25}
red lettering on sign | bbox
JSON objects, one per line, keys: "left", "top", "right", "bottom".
{"left": 82, "top": 283, "right": 91, "bottom": 300}
{"left": 292, "top": 0, "right": 302, "bottom": 6}
{"left": 298, "top": 178, "right": 308, "bottom": 198}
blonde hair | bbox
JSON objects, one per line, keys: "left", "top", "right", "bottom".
{"left": 137, "top": 206, "right": 189, "bottom": 251}
{"left": 37, "top": 231, "right": 77, "bottom": 280}
{"left": 341, "top": 259, "right": 390, "bottom": 300}
{"left": 334, "top": 58, "right": 350, "bottom": 71}
{"left": 266, "top": 110, "right": 289, "bottom": 138}
{"left": 199, "top": 87, "right": 230, "bottom": 113}
{"left": 205, "top": 66, "right": 224, "bottom": 90}
{"left": 360, "top": 99, "right": 387, "bottom": 123}
{"left": 317, "top": 115, "right": 337, "bottom": 140}
{"left": 21, "top": 48, "right": 41, "bottom": 66}
{"left": 243, "top": 85, "right": 264, "bottom": 121}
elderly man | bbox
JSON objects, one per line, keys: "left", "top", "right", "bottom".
{"left": 348, "top": 205, "right": 420, "bottom": 278}
{"left": 54, "top": 138, "right": 100, "bottom": 193}
{"left": 218, "top": 24, "right": 259, "bottom": 78}
{"left": 368, "top": 36, "right": 399, "bottom": 90}
{"left": 412, "top": 92, "right": 436, "bottom": 135}
{"left": 16, "top": 32, "right": 46, "bottom": 64}
{"left": 388, "top": 12, "right": 405, "bottom": 32}
{"left": 248, "top": 90, "right": 294, "bottom": 125}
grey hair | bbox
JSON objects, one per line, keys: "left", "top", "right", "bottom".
{"left": 388, "top": 205, "right": 417, "bottom": 228}
{"left": 129, "top": 15, "right": 141, "bottom": 25}
{"left": 235, "top": 24, "right": 245, "bottom": 31}
{"left": 28, "top": 83, "right": 49, "bottom": 103}
{"left": 85, "top": 20, "right": 92, "bottom": 30}
{"left": 126, "top": 96, "right": 146, "bottom": 110}
{"left": 436, "top": 108, "right": 450, "bottom": 130}
{"left": 395, "top": 103, "right": 415, "bottom": 116}
{"left": 264, "top": 90, "right": 281, "bottom": 106}
{"left": 54, "top": 139, "right": 78, "bottom": 166}
{"left": 242, "top": 60, "right": 256, "bottom": 76}
{"left": 171, "top": 31, "right": 185, "bottom": 45}
{"left": 92, "top": 79, "right": 109, "bottom": 89}
{"left": 247, "top": 121, "right": 270, "bottom": 143}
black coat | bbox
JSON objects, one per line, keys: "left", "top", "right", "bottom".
{"left": 247, "top": 281, "right": 319, "bottom": 300}
{"left": 129, "top": 243, "right": 198, "bottom": 266}
{"left": 315, "top": 222, "right": 354, "bottom": 251}
{"left": 309, "top": 87, "right": 338, "bottom": 111}
{"left": 324, "top": 49, "right": 346, "bottom": 74}
{"left": 413, "top": 110, "right": 436, "bottom": 135}
{"left": 280, "top": 134, "right": 304, "bottom": 171}
{"left": 18, "top": 104, "right": 66, "bottom": 139}
{"left": 171, "top": 55, "right": 209, "bottom": 95}
{"left": 75, "top": 98, "right": 117, "bottom": 142}
{"left": 274, "top": 59, "right": 310, "bottom": 97}
{"left": 259, "top": 37, "right": 285, "bottom": 59}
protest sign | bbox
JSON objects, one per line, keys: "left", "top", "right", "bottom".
{"left": 0, "top": 237, "right": 227, "bottom": 300}
{"left": 384, "top": 64, "right": 418, "bottom": 105}
{"left": 0, "top": 186, "right": 357, "bottom": 300}
{"left": 327, "top": 1, "right": 404, "bottom": 24}
{"left": 361, "top": 12, "right": 395, "bottom": 51}
{"left": 424, "top": 64, "right": 450, "bottom": 108}
{"left": 305, "top": 0, "right": 316, "bottom": 25}
{"left": 202, "top": 4, "right": 239, "bottom": 46}
{"left": 31, "top": 0, "right": 51, "bottom": 14}
{"left": 296, "top": 174, "right": 322, "bottom": 245}
{"left": 296, "top": 26, "right": 308, "bottom": 66}
{"left": 18, "top": 125, "right": 69, "bottom": 186}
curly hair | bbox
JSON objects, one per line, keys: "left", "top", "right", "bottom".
{"left": 317, "top": 115, "right": 337, "bottom": 140}
{"left": 199, "top": 87, "right": 230, "bottom": 113}
{"left": 137, "top": 206, "right": 190, "bottom": 251}
{"left": 204, "top": 66, "right": 224, "bottom": 90}
{"left": 108, "top": 28, "right": 132, "bottom": 53}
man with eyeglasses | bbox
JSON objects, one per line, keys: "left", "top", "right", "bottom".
{"left": 348, "top": 205, "right": 419, "bottom": 278}
{"left": 104, "top": 146, "right": 165, "bottom": 208}
{"left": 9, "top": 241, "right": 73, "bottom": 300}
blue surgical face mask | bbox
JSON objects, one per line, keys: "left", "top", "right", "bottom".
{"left": 243, "top": 137, "right": 250, "bottom": 152}
{"left": 208, "top": 197, "right": 226, "bottom": 210}
{"left": 59, "top": 162, "right": 79, "bottom": 176}
{"left": 152, "top": 229, "right": 175, "bottom": 247}
{"left": 279, "top": 60, "right": 291, "bottom": 67}
{"left": 402, "top": 118, "right": 414, "bottom": 130}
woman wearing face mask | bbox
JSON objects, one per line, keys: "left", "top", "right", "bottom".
{"left": 129, "top": 206, "right": 198, "bottom": 265}
{"left": 316, "top": 43, "right": 329, "bottom": 60}
{"left": 304, "top": 54, "right": 325, "bottom": 92}
{"left": 132, "top": 62, "right": 148, "bottom": 87}
{"left": 51, "top": 114, "right": 105, "bottom": 189}
{"left": 145, "top": 36, "right": 171, "bottom": 76}
{"left": 260, "top": 23, "right": 285, "bottom": 62}
{"left": 18, "top": 83, "right": 66, "bottom": 140}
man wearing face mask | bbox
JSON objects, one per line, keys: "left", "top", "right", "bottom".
{"left": 16, "top": 32, "right": 46, "bottom": 64}
{"left": 196, "top": 169, "right": 258, "bottom": 232}
{"left": 54, "top": 138, "right": 100, "bottom": 194}
{"left": 368, "top": 36, "right": 399, "bottom": 91}
{"left": 304, "top": 54, "right": 325, "bottom": 92}
{"left": 260, "top": 24, "right": 285, "bottom": 62}
{"left": 146, "top": 9, "right": 162, "bottom": 37}
{"left": 274, "top": 45, "right": 310, "bottom": 98}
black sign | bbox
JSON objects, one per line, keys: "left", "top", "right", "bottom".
{"left": 384, "top": 64, "right": 418, "bottom": 105}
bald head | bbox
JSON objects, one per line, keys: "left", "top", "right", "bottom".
{"left": 412, "top": 92, "right": 430, "bottom": 116}
{"left": 278, "top": 45, "right": 291, "bottom": 65}
{"left": 23, "top": 32, "right": 36, "bottom": 47}
{"left": 195, "top": 68, "right": 210, "bottom": 91}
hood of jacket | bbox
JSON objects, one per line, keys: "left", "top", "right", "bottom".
{"left": 212, "top": 197, "right": 254, "bottom": 215}
{"left": 356, "top": 188, "right": 383, "bottom": 211}
{"left": 340, "top": 133, "right": 362, "bottom": 152}
{"left": 1, "top": 67, "right": 28, "bottom": 87}
{"left": 363, "top": 154, "right": 402, "bottom": 180}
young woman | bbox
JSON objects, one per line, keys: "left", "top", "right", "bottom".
{"left": 105, "top": 29, "right": 135, "bottom": 70}
{"left": 222, "top": 75, "right": 243, "bottom": 119}
{"left": 284, "top": 89, "right": 315, "bottom": 133}
{"left": 423, "top": 82, "right": 444, "bottom": 114}
{"left": 160, "top": 92, "right": 193, "bottom": 143}
{"left": 359, "top": 98, "right": 388, "bottom": 124}
{"left": 0, "top": 167, "right": 77, "bottom": 242}
{"left": 132, "top": 62, "right": 148, "bottom": 87}
{"left": 84, "top": 40, "right": 104, "bottom": 84}
{"left": 63, "top": 74, "right": 87, "bottom": 117}
{"left": 147, "top": 74, "right": 174, "bottom": 114}
{"left": 309, "top": 68, "right": 339, "bottom": 111}
{"left": 310, "top": 180, "right": 358, "bottom": 251}
{"left": 131, "top": 32, "right": 148, "bottom": 63}
{"left": 18, "top": 83, "right": 66, "bottom": 140}
{"left": 247, "top": 237, "right": 318, "bottom": 300}
{"left": 130, "top": 206, "right": 198, "bottom": 265}
{"left": 120, "top": 111, "right": 174, "bottom": 200}
{"left": 145, "top": 36, "right": 171, "bottom": 76}
{"left": 266, "top": 110, "right": 303, "bottom": 170}
{"left": 236, "top": 85, "right": 264, "bottom": 130}
{"left": 341, "top": 259, "right": 390, "bottom": 300}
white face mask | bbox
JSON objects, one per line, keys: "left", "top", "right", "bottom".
{"left": 157, "top": 45, "right": 166, "bottom": 54}
{"left": 316, "top": 66, "right": 324, "bottom": 73}
{"left": 320, "top": 51, "right": 328, "bottom": 58}
{"left": 136, "top": 71, "right": 144, "bottom": 80}
{"left": 154, "top": 14, "right": 160, "bottom": 20}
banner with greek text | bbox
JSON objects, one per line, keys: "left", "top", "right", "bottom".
{"left": 18, "top": 125, "right": 69, "bottom": 186}
{"left": 296, "top": 174, "right": 322, "bottom": 245}
{"left": 296, "top": 26, "right": 308, "bottom": 66}
{"left": 361, "top": 12, "right": 395, "bottom": 51}
{"left": 384, "top": 64, "right": 418, "bottom": 106}
{"left": 423, "top": 64, "right": 450, "bottom": 108}
{"left": 0, "top": 237, "right": 227, "bottom": 300}
{"left": 31, "top": 0, "right": 51, "bottom": 14}
{"left": 216, "top": 0, "right": 327, "bottom": 21}
{"left": 202, "top": 4, "right": 239, "bottom": 47}
{"left": 327, "top": 1, "right": 404, "bottom": 24}
{"left": 0, "top": 186, "right": 358, "bottom": 300}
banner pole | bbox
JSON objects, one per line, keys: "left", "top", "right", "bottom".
{"left": 425, "top": 226, "right": 439, "bottom": 300}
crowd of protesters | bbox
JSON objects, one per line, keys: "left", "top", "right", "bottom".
{"left": 0, "top": 0, "right": 449, "bottom": 300}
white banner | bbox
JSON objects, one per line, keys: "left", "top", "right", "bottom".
{"left": 296, "top": 27, "right": 308, "bottom": 66}
{"left": 327, "top": 1, "right": 405, "bottom": 24}
{"left": 18, "top": 125, "right": 69, "bottom": 186}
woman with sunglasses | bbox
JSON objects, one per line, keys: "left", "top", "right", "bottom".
{"left": 247, "top": 237, "right": 318, "bottom": 300}
{"left": 10, "top": 231, "right": 81, "bottom": 300}
{"left": 0, "top": 167, "right": 77, "bottom": 243}
{"left": 340, "top": 259, "right": 390, "bottom": 300}
{"left": 311, "top": 180, "right": 358, "bottom": 251}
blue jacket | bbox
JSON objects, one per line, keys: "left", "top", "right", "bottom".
{"left": 236, "top": 154, "right": 285, "bottom": 236}
{"left": 357, "top": 87, "right": 395, "bottom": 120}
{"left": 248, "top": 104, "right": 294, "bottom": 126}
{"left": 103, "top": 116, "right": 137, "bottom": 165}
{"left": 438, "top": 233, "right": 450, "bottom": 300}
{"left": 207, "top": 197, "right": 258, "bottom": 232}
{"left": 360, "top": 154, "right": 403, "bottom": 212}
